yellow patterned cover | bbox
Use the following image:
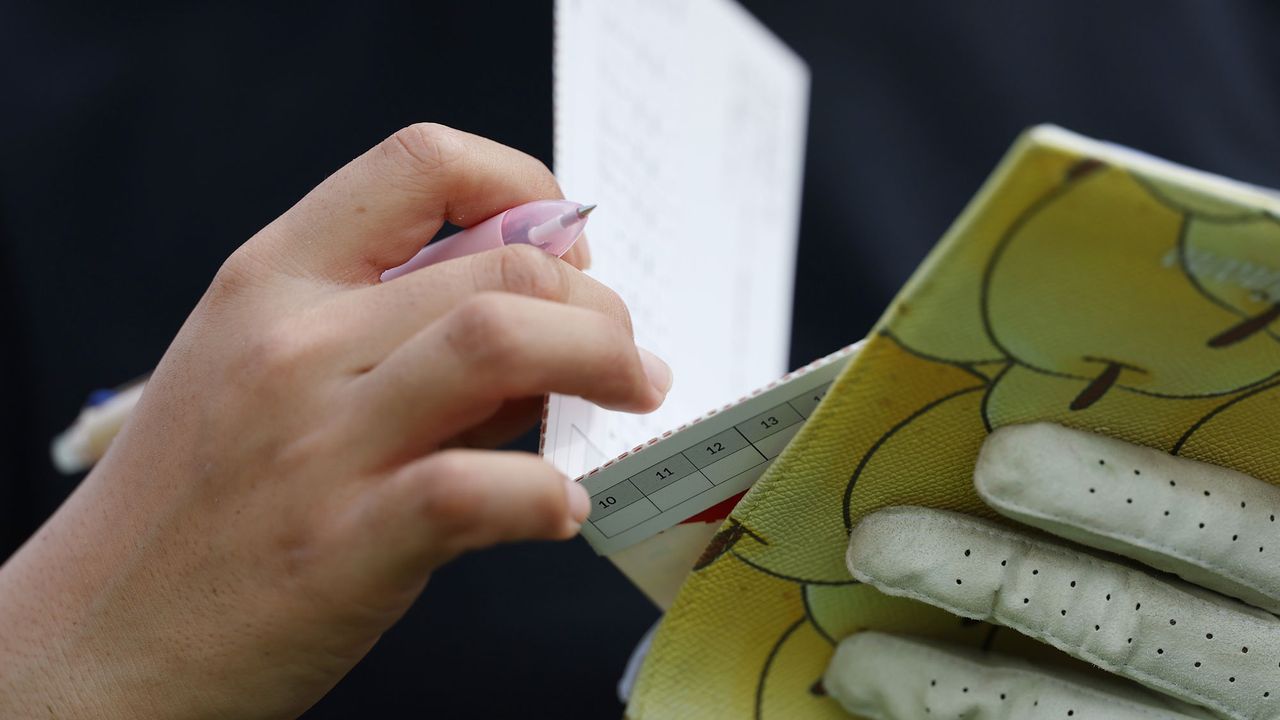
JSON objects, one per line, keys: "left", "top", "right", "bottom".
{"left": 627, "top": 126, "right": 1280, "bottom": 719}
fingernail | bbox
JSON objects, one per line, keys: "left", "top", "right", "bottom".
{"left": 638, "top": 347, "right": 673, "bottom": 395}
{"left": 565, "top": 479, "right": 591, "bottom": 525}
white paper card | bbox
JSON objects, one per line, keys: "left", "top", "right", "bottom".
{"left": 546, "top": 0, "right": 809, "bottom": 479}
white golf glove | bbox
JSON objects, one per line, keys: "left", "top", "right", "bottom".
{"left": 825, "top": 423, "right": 1280, "bottom": 720}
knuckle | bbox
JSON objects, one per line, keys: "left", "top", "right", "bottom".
{"left": 384, "top": 122, "right": 464, "bottom": 175}
{"left": 203, "top": 248, "right": 263, "bottom": 309}
{"left": 520, "top": 156, "right": 561, "bottom": 196}
{"left": 530, "top": 483, "right": 569, "bottom": 533}
{"left": 593, "top": 316, "right": 636, "bottom": 365}
{"left": 588, "top": 321, "right": 648, "bottom": 397}
{"left": 597, "top": 285, "right": 635, "bottom": 337}
{"left": 413, "top": 454, "right": 484, "bottom": 529}
{"left": 241, "top": 319, "right": 324, "bottom": 376}
{"left": 488, "top": 244, "right": 571, "bottom": 302}
{"left": 443, "top": 294, "right": 521, "bottom": 366}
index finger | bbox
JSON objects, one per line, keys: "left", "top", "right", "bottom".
{"left": 333, "top": 243, "right": 632, "bottom": 366}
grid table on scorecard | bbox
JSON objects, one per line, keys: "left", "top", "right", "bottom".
{"left": 585, "top": 381, "right": 831, "bottom": 538}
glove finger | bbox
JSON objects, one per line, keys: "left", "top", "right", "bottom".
{"left": 847, "top": 506, "right": 1280, "bottom": 720}
{"left": 824, "top": 631, "right": 1212, "bottom": 720}
{"left": 976, "top": 422, "right": 1280, "bottom": 615}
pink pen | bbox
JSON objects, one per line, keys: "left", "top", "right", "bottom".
{"left": 380, "top": 199, "right": 595, "bottom": 282}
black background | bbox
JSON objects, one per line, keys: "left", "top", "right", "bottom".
{"left": 3, "top": 1, "right": 1280, "bottom": 717}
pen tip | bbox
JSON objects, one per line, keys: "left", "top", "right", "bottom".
{"left": 576, "top": 204, "right": 597, "bottom": 218}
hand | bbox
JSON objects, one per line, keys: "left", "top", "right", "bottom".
{"left": 0, "top": 123, "right": 671, "bottom": 719}
{"left": 827, "top": 423, "right": 1280, "bottom": 720}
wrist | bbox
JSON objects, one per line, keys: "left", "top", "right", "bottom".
{"left": 0, "top": 565, "right": 107, "bottom": 718}
{"left": 0, "top": 485, "right": 164, "bottom": 719}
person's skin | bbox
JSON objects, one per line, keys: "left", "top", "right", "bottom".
{"left": 0, "top": 123, "right": 671, "bottom": 718}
